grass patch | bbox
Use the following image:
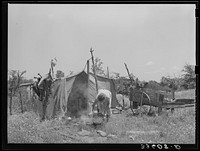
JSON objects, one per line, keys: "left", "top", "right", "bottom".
{"left": 103, "top": 106, "right": 195, "bottom": 144}
{"left": 7, "top": 89, "right": 196, "bottom": 143}
{"left": 175, "top": 89, "right": 195, "bottom": 99}
{"left": 8, "top": 108, "right": 195, "bottom": 143}
{"left": 8, "top": 111, "right": 66, "bottom": 143}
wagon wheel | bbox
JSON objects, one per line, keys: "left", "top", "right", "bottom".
{"left": 141, "top": 91, "right": 153, "bottom": 115}
{"left": 130, "top": 91, "right": 152, "bottom": 115}
{"left": 129, "top": 101, "right": 134, "bottom": 113}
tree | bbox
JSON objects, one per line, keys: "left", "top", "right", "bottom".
{"left": 17, "top": 71, "right": 27, "bottom": 113}
{"left": 160, "top": 76, "right": 182, "bottom": 89}
{"left": 147, "top": 80, "right": 162, "bottom": 90}
{"left": 181, "top": 63, "right": 196, "bottom": 89}
{"left": 160, "top": 76, "right": 170, "bottom": 87}
{"left": 160, "top": 75, "right": 183, "bottom": 99}
{"left": 91, "top": 57, "right": 105, "bottom": 76}
{"left": 111, "top": 72, "right": 134, "bottom": 95}
{"left": 56, "top": 70, "right": 65, "bottom": 79}
{"left": 111, "top": 72, "right": 130, "bottom": 109}
{"left": 8, "top": 70, "right": 26, "bottom": 115}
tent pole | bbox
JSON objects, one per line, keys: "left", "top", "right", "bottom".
{"left": 87, "top": 60, "right": 90, "bottom": 75}
{"left": 140, "top": 88, "right": 143, "bottom": 117}
{"left": 124, "top": 63, "right": 134, "bottom": 85}
{"left": 90, "top": 48, "right": 99, "bottom": 92}
{"left": 86, "top": 59, "right": 90, "bottom": 114}
{"left": 87, "top": 59, "right": 90, "bottom": 90}
{"left": 107, "top": 66, "right": 110, "bottom": 78}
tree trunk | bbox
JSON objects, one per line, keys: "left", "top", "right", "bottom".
{"left": 19, "top": 91, "right": 23, "bottom": 113}
{"left": 9, "top": 94, "right": 13, "bottom": 115}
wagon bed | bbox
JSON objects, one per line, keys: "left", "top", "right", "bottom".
{"left": 162, "top": 98, "right": 195, "bottom": 109}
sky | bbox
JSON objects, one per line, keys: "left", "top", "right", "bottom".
{"left": 8, "top": 4, "right": 196, "bottom": 82}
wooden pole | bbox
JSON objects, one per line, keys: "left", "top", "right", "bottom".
{"left": 124, "top": 63, "right": 134, "bottom": 85}
{"left": 87, "top": 60, "right": 90, "bottom": 75}
{"left": 172, "top": 89, "right": 175, "bottom": 100}
{"left": 107, "top": 66, "right": 109, "bottom": 78}
{"left": 140, "top": 88, "right": 143, "bottom": 116}
{"left": 86, "top": 60, "right": 92, "bottom": 114}
{"left": 19, "top": 90, "right": 23, "bottom": 113}
{"left": 90, "top": 48, "right": 99, "bottom": 92}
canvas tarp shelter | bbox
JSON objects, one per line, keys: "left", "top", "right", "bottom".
{"left": 33, "top": 70, "right": 121, "bottom": 119}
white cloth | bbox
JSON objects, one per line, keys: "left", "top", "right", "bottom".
{"left": 96, "top": 89, "right": 112, "bottom": 108}
{"left": 89, "top": 89, "right": 112, "bottom": 116}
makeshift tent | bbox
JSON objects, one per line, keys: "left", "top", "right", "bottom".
{"left": 33, "top": 70, "right": 121, "bottom": 119}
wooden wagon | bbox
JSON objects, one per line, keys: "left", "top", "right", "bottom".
{"left": 130, "top": 88, "right": 195, "bottom": 115}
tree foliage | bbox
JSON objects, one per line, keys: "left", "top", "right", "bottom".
{"left": 91, "top": 57, "right": 105, "bottom": 76}
{"left": 181, "top": 63, "right": 196, "bottom": 89}
{"left": 160, "top": 76, "right": 182, "bottom": 91}
{"left": 111, "top": 73, "right": 130, "bottom": 94}
{"left": 160, "top": 63, "right": 196, "bottom": 90}
{"left": 8, "top": 70, "right": 27, "bottom": 115}
{"left": 8, "top": 70, "right": 27, "bottom": 94}
{"left": 146, "top": 80, "right": 168, "bottom": 91}
{"left": 8, "top": 70, "right": 18, "bottom": 94}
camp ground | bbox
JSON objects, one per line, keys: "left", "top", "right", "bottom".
{"left": 8, "top": 56, "right": 196, "bottom": 144}
{"left": 7, "top": 51, "right": 196, "bottom": 145}
{"left": 17, "top": 56, "right": 195, "bottom": 121}
{"left": 7, "top": 4, "right": 196, "bottom": 145}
